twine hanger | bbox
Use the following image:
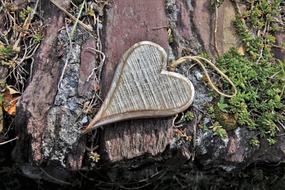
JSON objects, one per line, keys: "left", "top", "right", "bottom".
{"left": 169, "top": 55, "right": 237, "bottom": 98}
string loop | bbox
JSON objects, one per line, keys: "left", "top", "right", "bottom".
{"left": 169, "top": 56, "right": 237, "bottom": 98}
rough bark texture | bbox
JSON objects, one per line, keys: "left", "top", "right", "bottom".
{"left": 14, "top": 1, "right": 88, "bottom": 178}
{"left": 78, "top": 39, "right": 97, "bottom": 97}
{"left": 10, "top": 0, "right": 285, "bottom": 182}
{"left": 165, "top": 0, "right": 285, "bottom": 169}
{"left": 100, "top": 0, "right": 173, "bottom": 162}
{"left": 15, "top": 0, "right": 69, "bottom": 162}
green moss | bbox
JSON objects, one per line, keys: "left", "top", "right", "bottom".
{"left": 210, "top": 49, "right": 284, "bottom": 142}
{"left": 250, "top": 137, "right": 260, "bottom": 147}
{"left": 205, "top": 0, "right": 285, "bottom": 143}
{"left": 210, "top": 122, "right": 228, "bottom": 139}
{"left": 233, "top": 0, "right": 284, "bottom": 63}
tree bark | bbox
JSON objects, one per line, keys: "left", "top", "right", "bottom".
{"left": 100, "top": 0, "right": 173, "bottom": 162}
{"left": 10, "top": 0, "right": 285, "bottom": 183}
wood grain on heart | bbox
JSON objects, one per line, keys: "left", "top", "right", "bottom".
{"left": 83, "top": 41, "right": 194, "bottom": 133}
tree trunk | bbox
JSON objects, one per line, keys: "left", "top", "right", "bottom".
{"left": 10, "top": 0, "right": 285, "bottom": 184}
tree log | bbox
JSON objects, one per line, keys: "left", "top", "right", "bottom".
{"left": 9, "top": 0, "right": 285, "bottom": 184}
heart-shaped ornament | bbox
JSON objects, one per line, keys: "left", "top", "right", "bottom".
{"left": 83, "top": 41, "right": 194, "bottom": 133}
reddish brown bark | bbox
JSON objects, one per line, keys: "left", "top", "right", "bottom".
{"left": 100, "top": 0, "right": 173, "bottom": 161}
{"left": 10, "top": 0, "right": 285, "bottom": 178}
{"left": 78, "top": 39, "right": 97, "bottom": 97}
{"left": 15, "top": 0, "right": 71, "bottom": 162}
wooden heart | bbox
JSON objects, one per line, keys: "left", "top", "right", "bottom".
{"left": 83, "top": 41, "right": 194, "bottom": 133}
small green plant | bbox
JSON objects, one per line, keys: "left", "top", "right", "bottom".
{"left": 233, "top": 0, "right": 284, "bottom": 63}
{"left": 210, "top": 122, "right": 228, "bottom": 139}
{"left": 267, "top": 138, "right": 276, "bottom": 146}
{"left": 33, "top": 33, "right": 44, "bottom": 43}
{"left": 250, "top": 137, "right": 260, "bottom": 147}
{"left": 0, "top": 45, "right": 16, "bottom": 67}
{"left": 19, "top": 6, "right": 33, "bottom": 20}
{"left": 217, "top": 98, "right": 229, "bottom": 112}
{"left": 184, "top": 111, "right": 195, "bottom": 122}
{"left": 0, "top": 45, "right": 15, "bottom": 61}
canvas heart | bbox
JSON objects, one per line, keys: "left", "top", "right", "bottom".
{"left": 83, "top": 41, "right": 194, "bottom": 133}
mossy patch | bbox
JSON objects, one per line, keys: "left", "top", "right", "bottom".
{"left": 211, "top": 49, "right": 284, "bottom": 142}
{"left": 207, "top": 0, "right": 285, "bottom": 144}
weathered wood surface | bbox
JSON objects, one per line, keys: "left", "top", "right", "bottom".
{"left": 100, "top": 0, "right": 174, "bottom": 161}
{"left": 13, "top": 0, "right": 88, "bottom": 177}
{"left": 85, "top": 42, "right": 194, "bottom": 132}
{"left": 14, "top": 0, "right": 71, "bottom": 162}
{"left": 9, "top": 0, "right": 285, "bottom": 181}
{"left": 192, "top": 0, "right": 240, "bottom": 57}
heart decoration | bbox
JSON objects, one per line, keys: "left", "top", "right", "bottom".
{"left": 82, "top": 41, "right": 195, "bottom": 133}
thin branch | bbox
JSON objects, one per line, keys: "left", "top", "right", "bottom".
{"left": 0, "top": 136, "right": 19, "bottom": 146}
{"left": 49, "top": 0, "right": 94, "bottom": 35}
{"left": 86, "top": 48, "right": 106, "bottom": 82}
{"left": 70, "top": 0, "right": 86, "bottom": 39}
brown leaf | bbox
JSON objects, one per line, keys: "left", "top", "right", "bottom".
{"left": 3, "top": 87, "right": 20, "bottom": 116}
